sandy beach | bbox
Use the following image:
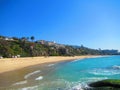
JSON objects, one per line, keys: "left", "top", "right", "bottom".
{"left": 0, "top": 56, "right": 98, "bottom": 74}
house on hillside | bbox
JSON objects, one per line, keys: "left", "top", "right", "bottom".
{"left": 4, "top": 37, "right": 13, "bottom": 41}
{"left": 37, "top": 40, "right": 56, "bottom": 46}
{"left": 37, "top": 40, "right": 65, "bottom": 48}
{"left": 37, "top": 40, "right": 46, "bottom": 44}
{"left": 47, "top": 41, "right": 56, "bottom": 46}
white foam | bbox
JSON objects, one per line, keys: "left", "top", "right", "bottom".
{"left": 80, "top": 77, "right": 108, "bottom": 83}
{"left": 70, "top": 77, "right": 108, "bottom": 90}
{"left": 71, "top": 59, "right": 82, "bottom": 63}
{"left": 12, "top": 80, "right": 27, "bottom": 86}
{"left": 35, "top": 76, "right": 43, "bottom": 80}
{"left": 112, "top": 65, "right": 120, "bottom": 69}
{"left": 20, "top": 85, "right": 38, "bottom": 90}
{"left": 50, "top": 79, "right": 86, "bottom": 90}
{"left": 24, "top": 70, "right": 41, "bottom": 79}
{"left": 48, "top": 64, "right": 55, "bottom": 67}
{"left": 35, "top": 79, "right": 92, "bottom": 90}
{"left": 71, "top": 84, "right": 83, "bottom": 90}
{"left": 89, "top": 69, "right": 120, "bottom": 75}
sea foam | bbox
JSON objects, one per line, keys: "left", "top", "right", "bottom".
{"left": 35, "top": 76, "right": 43, "bottom": 80}
{"left": 24, "top": 70, "right": 41, "bottom": 79}
{"left": 71, "top": 84, "right": 84, "bottom": 90}
{"left": 12, "top": 80, "right": 27, "bottom": 86}
{"left": 71, "top": 59, "right": 82, "bottom": 63}
{"left": 89, "top": 68, "right": 120, "bottom": 75}
{"left": 19, "top": 85, "right": 38, "bottom": 90}
{"left": 48, "top": 64, "right": 55, "bottom": 67}
{"left": 112, "top": 65, "right": 120, "bottom": 69}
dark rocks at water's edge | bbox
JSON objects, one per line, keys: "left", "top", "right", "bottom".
{"left": 88, "top": 79, "right": 120, "bottom": 90}
{"left": 85, "top": 87, "right": 120, "bottom": 90}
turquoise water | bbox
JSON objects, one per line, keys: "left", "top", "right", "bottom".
{"left": 16, "top": 56, "right": 120, "bottom": 90}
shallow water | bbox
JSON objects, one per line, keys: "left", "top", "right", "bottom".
{"left": 1, "top": 56, "right": 120, "bottom": 90}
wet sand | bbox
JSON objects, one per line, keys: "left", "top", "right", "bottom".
{"left": 0, "top": 62, "right": 55, "bottom": 89}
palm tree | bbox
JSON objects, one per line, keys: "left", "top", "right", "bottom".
{"left": 30, "top": 36, "right": 35, "bottom": 42}
{"left": 30, "top": 36, "right": 35, "bottom": 57}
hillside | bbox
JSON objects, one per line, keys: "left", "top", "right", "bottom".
{"left": 0, "top": 36, "right": 119, "bottom": 58}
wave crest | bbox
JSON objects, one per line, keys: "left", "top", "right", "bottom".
{"left": 35, "top": 76, "right": 43, "bottom": 80}
{"left": 24, "top": 70, "right": 41, "bottom": 79}
{"left": 89, "top": 68, "right": 120, "bottom": 75}
{"left": 112, "top": 65, "right": 120, "bottom": 69}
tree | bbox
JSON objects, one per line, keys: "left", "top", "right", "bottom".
{"left": 30, "top": 36, "right": 35, "bottom": 42}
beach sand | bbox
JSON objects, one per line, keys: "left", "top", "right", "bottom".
{"left": 0, "top": 55, "right": 101, "bottom": 89}
{"left": 0, "top": 56, "right": 97, "bottom": 74}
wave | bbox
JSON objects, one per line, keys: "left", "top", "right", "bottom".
{"left": 69, "top": 77, "right": 108, "bottom": 90}
{"left": 48, "top": 64, "right": 55, "bottom": 67}
{"left": 24, "top": 70, "right": 41, "bottom": 79}
{"left": 89, "top": 68, "right": 120, "bottom": 76}
{"left": 112, "top": 65, "right": 120, "bottom": 69}
{"left": 71, "top": 59, "right": 83, "bottom": 63}
{"left": 15, "top": 78, "right": 104, "bottom": 90}
{"left": 12, "top": 80, "right": 27, "bottom": 86}
{"left": 35, "top": 76, "right": 43, "bottom": 80}
{"left": 70, "top": 83, "right": 84, "bottom": 90}
{"left": 19, "top": 85, "right": 38, "bottom": 90}
{"left": 36, "top": 79, "right": 92, "bottom": 90}
{"left": 80, "top": 77, "right": 108, "bottom": 82}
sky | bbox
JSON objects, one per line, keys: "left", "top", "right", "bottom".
{"left": 0, "top": 0, "right": 120, "bottom": 50}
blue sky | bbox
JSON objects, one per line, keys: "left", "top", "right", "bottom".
{"left": 0, "top": 0, "right": 120, "bottom": 50}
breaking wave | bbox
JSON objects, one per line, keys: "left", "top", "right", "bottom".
{"left": 89, "top": 68, "right": 120, "bottom": 75}
{"left": 19, "top": 85, "right": 38, "bottom": 90}
{"left": 24, "top": 70, "right": 41, "bottom": 79}
{"left": 12, "top": 80, "right": 27, "bottom": 86}
{"left": 112, "top": 65, "right": 120, "bottom": 69}
{"left": 35, "top": 76, "right": 43, "bottom": 80}
{"left": 47, "top": 64, "right": 55, "bottom": 67}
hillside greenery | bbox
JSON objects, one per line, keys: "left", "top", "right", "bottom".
{"left": 0, "top": 36, "right": 119, "bottom": 58}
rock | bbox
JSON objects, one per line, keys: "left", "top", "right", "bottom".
{"left": 89, "top": 79, "right": 120, "bottom": 88}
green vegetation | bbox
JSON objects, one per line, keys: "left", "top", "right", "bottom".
{"left": 0, "top": 35, "right": 119, "bottom": 58}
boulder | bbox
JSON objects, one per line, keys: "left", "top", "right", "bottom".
{"left": 89, "top": 79, "right": 120, "bottom": 88}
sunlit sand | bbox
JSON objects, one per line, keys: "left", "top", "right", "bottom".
{"left": 0, "top": 56, "right": 99, "bottom": 73}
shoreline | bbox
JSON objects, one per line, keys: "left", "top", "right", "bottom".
{"left": 0, "top": 55, "right": 100, "bottom": 74}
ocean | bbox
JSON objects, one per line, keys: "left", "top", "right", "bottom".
{"left": 1, "top": 56, "right": 120, "bottom": 90}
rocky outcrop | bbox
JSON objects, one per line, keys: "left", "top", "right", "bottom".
{"left": 89, "top": 79, "right": 120, "bottom": 88}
